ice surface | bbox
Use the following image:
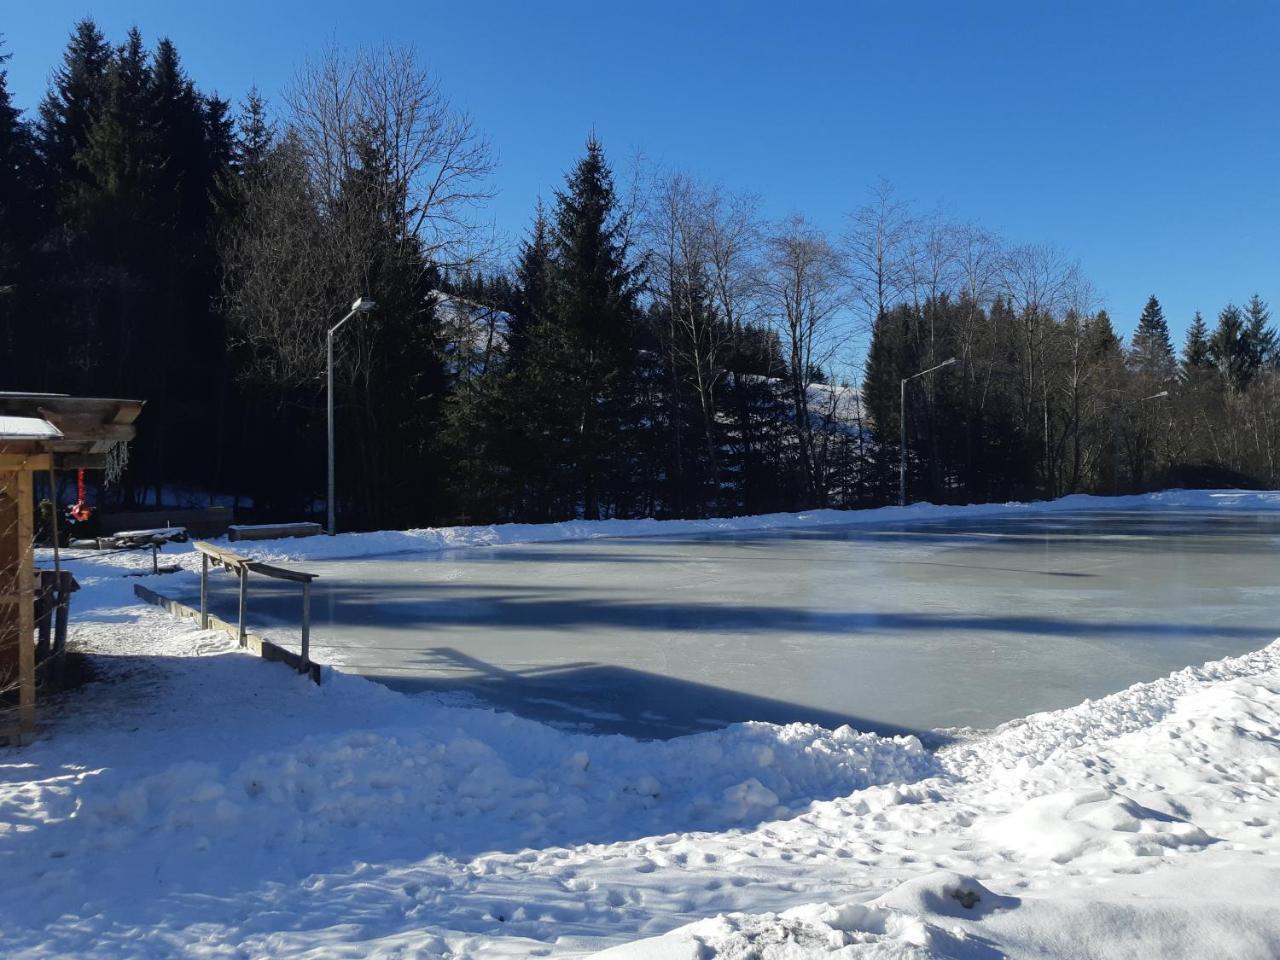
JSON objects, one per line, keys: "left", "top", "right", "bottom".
{"left": 176, "top": 507, "right": 1280, "bottom": 738}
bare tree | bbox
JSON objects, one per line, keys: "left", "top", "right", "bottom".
{"left": 642, "top": 173, "right": 759, "bottom": 513}
{"left": 1001, "top": 243, "right": 1078, "bottom": 495}
{"left": 845, "top": 179, "right": 914, "bottom": 334}
{"left": 287, "top": 44, "right": 494, "bottom": 277}
{"left": 222, "top": 44, "right": 494, "bottom": 524}
{"left": 763, "top": 215, "right": 848, "bottom": 505}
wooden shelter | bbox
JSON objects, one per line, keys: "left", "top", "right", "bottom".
{"left": 0, "top": 393, "right": 143, "bottom": 740}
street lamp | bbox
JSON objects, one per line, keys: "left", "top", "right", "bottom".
{"left": 1112, "top": 389, "right": 1169, "bottom": 495}
{"left": 327, "top": 297, "right": 377, "bottom": 535}
{"left": 900, "top": 357, "right": 957, "bottom": 506}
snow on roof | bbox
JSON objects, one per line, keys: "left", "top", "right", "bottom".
{"left": 0, "top": 415, "right": 63, "bottom": 441}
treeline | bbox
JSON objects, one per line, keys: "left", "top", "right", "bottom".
{"left": 1, "top": 22, "right": 1276, "bottom": 530}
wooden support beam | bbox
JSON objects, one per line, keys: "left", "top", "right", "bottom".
{"left": 16, "top": 469, "right": 34, "bottom": 731}
{"left": 133, "top": 583, "right": 320, "bottom": 684}
{"left": 0, "top": 454, "right": 52, "bottom": 472}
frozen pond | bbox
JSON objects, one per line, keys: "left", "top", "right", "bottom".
{"left": 187, "top": 509, "right": 1280, "bottom": 739}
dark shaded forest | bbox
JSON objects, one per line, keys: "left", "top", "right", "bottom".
{"left": 2, "top": 22, "right": 1277, "bottom": 530}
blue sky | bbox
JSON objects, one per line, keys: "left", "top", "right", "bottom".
{"left": 4, "top": 1, "right": 1278, "bottom": 342}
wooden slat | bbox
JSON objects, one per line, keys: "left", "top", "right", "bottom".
{"left": 192, "top": 540, "right": 251, "bottom": 572}
{"left": 193, "top": 540, "right": 317, "bottom": 583}
{"left": 245, "top": 561, "right": 318, "bottom": 584}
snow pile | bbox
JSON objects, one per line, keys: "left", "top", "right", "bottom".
{"left": 59, "top": 718, "right": 937, "bottom": 869}
{"left": 596, "top": 873, "right": 1015, "bottom": 960}
{"left": 595, "top": 646, "right": 1280, "bottom": 959}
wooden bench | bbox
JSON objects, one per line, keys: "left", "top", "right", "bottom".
{"left": 227, "top": 522, "right": 323, "bottom": 542}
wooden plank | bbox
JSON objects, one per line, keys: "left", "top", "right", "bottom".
{"left": 0, "top": 470, "right": 18, "bottom": 711}
{"left": 244, "top": 560, "right": 318, "bottom": 584}
{"left": 132, "top": 582, "right": 321, "bottom": 684}
{"left": 17, "top": 469, "right": 34, "bottom": 731}
{"left": 0, "top": 453, "right": 52, "bottom": 471}
{"left": 43, "top": 422, "right": 137, "bottom": 443}
{"left": 51, "top": 453, "right": 108, "bottom": 471}
{"left": 193, "top": 540, "right": 317, "bottom": 583}
{"left": 192, "top": 540, "right": 251, "bottom": 572}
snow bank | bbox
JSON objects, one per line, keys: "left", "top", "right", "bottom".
{"left": 58, "top": 717, "right": 938, "bottom": 871}
{"left": 48, "top": 488, "right": 1280, "bottom": 577}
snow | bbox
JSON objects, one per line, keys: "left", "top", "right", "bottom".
{"left": 3, "top": 490, "right": 1280, "bottom": 958}
{"left": 131, "top": 487, "right": 1280, "bottom": 566}
{"left": 0, "top": 414, "right": 62, "bottom": 440}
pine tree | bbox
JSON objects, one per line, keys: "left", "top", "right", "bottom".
{"left": 1181, "top": 312, "right": 1212, "bottom": 374}
{"left": 0, "top": 36, "right": 40, "bottom": 385}
{"left": 1243, "top": 294, "right": 1276, "bottom": 375}
{"left": 232, "top": 87, "right": 273, "bottom": 176}
{"left": 36, "top": 19, "right": 111, "bottom": 192}
{"left": 1209, "top": 303, "right": 1248, "bottom": 389}
{"left": 1128, "top": 294, "right": 1175, "bottom": 380}
{"left": 531, "top": 135, "right": 642, "bottom": 519}
{"left": 510, "top": 200, "right": 551, "bottom": 362}
{"left": 1085, "top": 310, "right": 1123, "bottom": 360}
{"left": 0, "top": 37, "right": 35, "bottom": 272}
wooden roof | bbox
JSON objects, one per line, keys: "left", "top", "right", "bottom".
{"left": 0, "top": 393, "right": 143, "bottom": 469}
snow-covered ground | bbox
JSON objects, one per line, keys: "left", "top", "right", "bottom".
{"left": 2, "top": 491, "right": 1279, "bottom": 958}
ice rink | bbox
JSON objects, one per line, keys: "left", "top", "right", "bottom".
{"left": 185, "top": 508, "right": 1280, "bottom": 738}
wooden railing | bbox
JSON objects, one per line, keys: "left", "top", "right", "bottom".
{"left": 194, "top": 541, "right": 318, "bottom": 676}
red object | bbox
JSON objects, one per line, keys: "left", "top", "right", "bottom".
{"left": 69, "top": 468, "right": 93, "bottom": 522}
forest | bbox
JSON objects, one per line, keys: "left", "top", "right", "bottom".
{"left": 1, "top": 20, "right": 1277, "bottom": 530}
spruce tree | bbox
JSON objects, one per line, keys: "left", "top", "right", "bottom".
{"left": 510, "top": 200, "right": 551, "bottom": 362}
{"left": 1209, "top": 303, "right": 1248, "bottom": 389}
{"left": 36, "top": 19, "right": 111, "bottom": 192}
{"left": 0, "top": 37, "right": 35, "bottom": 273}
{"left": 1128, "top": 294, "right": 1175, "bottom": 380}
{"left": 0, "top": 37, "right": 39, "bottom": 385}
{"left": 232, "top": 87, "right": 274, "bottom": 176}
{"left": 1181, "top": 312, "right": 1212, "bottom": 374}
{"left": 534, "top": 135, "right": 641, "bottom": 519}
{"left": 1243, "top": 294, "right": 1276, "bottom": 375}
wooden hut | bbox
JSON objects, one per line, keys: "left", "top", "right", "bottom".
{"left": 0, "top": 393, "right": 143, "bottom": 740}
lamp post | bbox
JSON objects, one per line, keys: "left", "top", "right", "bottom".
{"left": 900, "top": 357, "right": 957, "bottom": 507}
{"left": 327, "top": 297, "right": 377, "bottom": 535}
{"left": 1112, "top": 389, "right": 1169, "bottom": 495}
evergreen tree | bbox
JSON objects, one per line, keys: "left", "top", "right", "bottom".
{"left": 510, "top": 200, "right": 551, "bottom": 362}
{"left": 0, "top": 36, "right": 40, "bottom": 385}
{"left": 1085, "top": 309, "right": 1123, "bottom": 360}
{"left": 36, "top": 19, "right": 111, "bottom": 194}
{"left": 529, "top": 136, "right": 642, "bottom": 519}
{"left": 1209, "top": 303, "right": 1248, "bottom": 389}
{"left": 1243, "top": 294, "right": 1276, "bottom": 374}
{"left": 1128, "top": 294, "right": 1175, "bottom": 380}
{"left": 1181, "top": 312, "right": 1212, "bottom": 374}
{"left": 232, "top": 87, "right": 273, "bottom": 176}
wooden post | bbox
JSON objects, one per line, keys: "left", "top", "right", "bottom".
{"left": 16, "top": 469, "right": 35, "bottom": 731}
{"left": 237, "top": 566, "right": 247, "bottom": 647}
{"left": 300, "top": 579, "right": 311, "bottom": 672}
{"left": 200, "top": 552, "right": 209, "bottom": 629}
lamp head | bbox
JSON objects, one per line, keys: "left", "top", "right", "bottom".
{"left": 351, "top": 297, "right": 377, "bottom": 313}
